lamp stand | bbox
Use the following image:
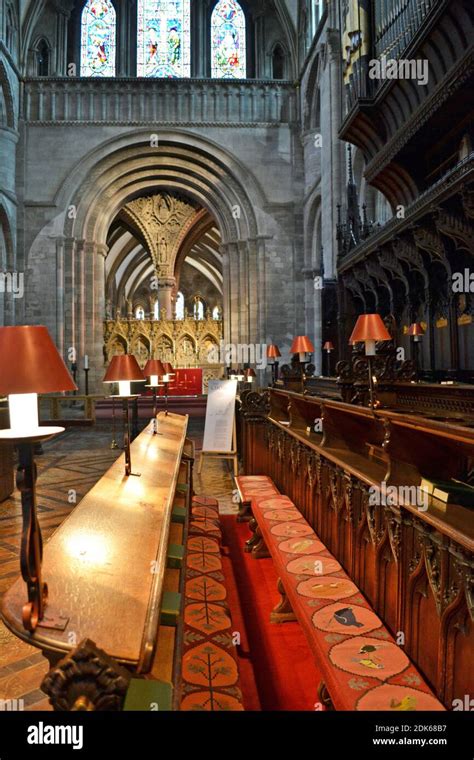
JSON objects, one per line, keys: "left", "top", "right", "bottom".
{"left": 17, "top": 442, "right": 47, "bottom": 631}
{"left": 152, "top": 387, "right": 157, "bottom": 432}
{"left": 121, "top": 398, "right": 140, "bottom": 477}
{"left": 84, "top": 367, "right": 90, "bottom": 397}
{"left": 164, "top": 381, "right": 169, "bottom": 415}
{"left": 110, "top": 396, "right": 119, "bottom": 449}
{"left": 367, "top": 355, "right": 376, "bottom": 409}
{"left": 9, "top": 435, "right": 68, "bottom": 633}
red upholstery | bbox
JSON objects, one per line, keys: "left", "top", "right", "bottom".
{"left": 180, "top": 495, "right": 243, "bottom": 711}
{"left": 251, "top": 495, "right": 445, "bottom": 712}
{"left": 235, "top": 475, "right": 280, "bottom": 503}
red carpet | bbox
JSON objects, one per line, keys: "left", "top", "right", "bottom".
{"left": 220, "top": 515, "right": 324, "bottom": 711}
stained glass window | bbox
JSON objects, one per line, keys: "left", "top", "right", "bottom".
{"left": 137, "top": 0, "right": 191, "bottom": 78}
{"left": 211, "top": 0, "right": 246, "bottom": 79}
{"left": 80, "top": 0, "right": 116, "bottom": 77}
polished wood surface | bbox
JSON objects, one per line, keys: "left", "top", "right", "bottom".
{"left": 1, "top": 412, "right": 188, "bottom": 672}
{"left": 239, "top": 389, "right": 474, "bottom": 708}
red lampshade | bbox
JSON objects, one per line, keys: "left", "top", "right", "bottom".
{"left": 163, "top": 362, "right": 175, "bottom": 376}
{"left": 349, "top": 314, "right": 391, "bottom": 344}
{"left": 143, "top": 358, "right": 166, "bottom": 377}
{"left": 266, "top": 344, "right": 281, "bottom": 359}
{"left": 290, "top": 335, "right": 315, "bottom": 353}
{"left": 323, "top": 341, "right": 334, "bottom": 351}
{"left": 408, "top": 323, "right": 425, "bottom": 337}
{"left": 0, "top": 326, "right": 77, "bottom": 395}
{"left": 245, "top": 367, "right": 256, "bottom": 378}
{"left": 103, "top": 355, "right": 145, "bottom": 383}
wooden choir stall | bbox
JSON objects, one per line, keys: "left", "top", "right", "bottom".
{"left": 236, "top": 388, "right": 474, "bottom": 711}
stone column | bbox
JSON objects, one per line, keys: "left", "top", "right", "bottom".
{"left": 157, "top": 276, "right": 176, "bottom": 319}
{"left": 82, "top": 242, "right": 107, "bottom": 393}
{"left": 52, "top": 0, "right": 72, "bottom": 75}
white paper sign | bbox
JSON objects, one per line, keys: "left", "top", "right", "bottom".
{"left": 202, "top": 379, "right": 238, "bottom": 453}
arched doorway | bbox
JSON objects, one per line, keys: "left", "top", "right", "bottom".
{"left": 49, "top": 131, "right": 265, "bottom": 391}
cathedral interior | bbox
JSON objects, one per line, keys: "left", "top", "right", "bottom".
{"left": 0, "top": 0, "right": 473, "bottom": 742}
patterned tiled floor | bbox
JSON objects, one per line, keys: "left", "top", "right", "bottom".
{"left": 0, "top": 417, "right": 236, "bottom": 710}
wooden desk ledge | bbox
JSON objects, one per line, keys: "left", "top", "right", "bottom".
{"left": 1, "top": 412, "right": 189, "bottom": 675}
{"left": 249, "top": 494, "right": 446, "bottom": 712}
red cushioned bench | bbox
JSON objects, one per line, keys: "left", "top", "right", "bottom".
{"left": 234, "top": 475, "right": 280, "bottom": 524}
{"left": 249, "top": 494, "right": 446, "bottom": 712}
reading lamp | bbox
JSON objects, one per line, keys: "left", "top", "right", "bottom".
{"left": 245, "top": 367, "right": 256, "bottom": 386}
{"left": 408, "top": 322, "right": 424, "bottom": 378}
{"left": 162, "top": 362, "right": 175, "bottom": 415}
{"left": 143, "top": 358, "right": 165, "bottom": 433}
{"left": 0, "top": 325, "right": 77, "bottom": 632}
{"left": 290, "top": 335, "right": 315, "bottom": 376}
{"left": 267, "top": 344, "right": 281, "bottom": 384}
{"left": 103, "top": 355, "right": 144, "bottom": 476}
{"left": 349, "top": 314, "right": 391, "bottom": 408}
{"left": 323, "top": 341, "right": 334, "bottom": 377}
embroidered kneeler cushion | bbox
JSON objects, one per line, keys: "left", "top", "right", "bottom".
{"left": 180, "top": 508, "right": 243, "bottom": 711}
{"left": 251, "top": 496, "right": 445, "bottom": 712}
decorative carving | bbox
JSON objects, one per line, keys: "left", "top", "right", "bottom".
{"left": 123, "top": 193, "right": 197, "bottom": 277}
{"left": 385, "top": 508, "right": 401, "bottom": 563}
{"left": 104, "top": 314, "right": 223, "bottom": 378}
{"left": 434, "top": 208, "right": 474, "bottom": 252}
{"left": 41, "top": 639, "right": 132, "bottom": 711}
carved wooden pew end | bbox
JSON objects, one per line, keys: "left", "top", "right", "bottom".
{"left": 41, "top": 638, "right": 132, "bottom": 712}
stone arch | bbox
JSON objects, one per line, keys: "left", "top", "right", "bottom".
{"left": 57, "top": 130, "right": 262, "bottom": 245}
{"left": 0, "top": 60, "right": 15, "bottom": 129}
{"left": 30, "top": 130, "right": 272, "bottom": 390}
{"left": 28, "top": 35, "right": 53, "bottom": 76}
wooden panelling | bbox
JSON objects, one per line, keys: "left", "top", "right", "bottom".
{"left": 239, "top": 389, "right": 474, "bottom": 708}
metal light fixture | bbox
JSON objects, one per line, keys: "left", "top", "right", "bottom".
{"left": 103, "top": 355, "right": 144, "bottom": 476}
{"left": 245, "top": 367, "right": 256, "bottom": 386}
{"left": 0, "top": 325, "right": 77, "bottom": 632}
{"left": 267, "top": 344, "right": 281, "bottom": 384}
{"left": 143, "top": 358, "right": 165, "bottom": 433}
{"left": 323, "top": 341, "right": 334, "bottom": 377}
{"left": 408, "top": 322, "right": 425, "bottom": 378}
{"left": 290, "top": 335, "right": 315, "bottom": 378}
{"left": 349, "top": 314, "right": 391, "bottom": 408}
{"left": 162, "top": 362, "right": 175, "bottom": 415}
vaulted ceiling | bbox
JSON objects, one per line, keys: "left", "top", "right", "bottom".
{"left": 105, "top": 201, "right": 223, "bottom": 312}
